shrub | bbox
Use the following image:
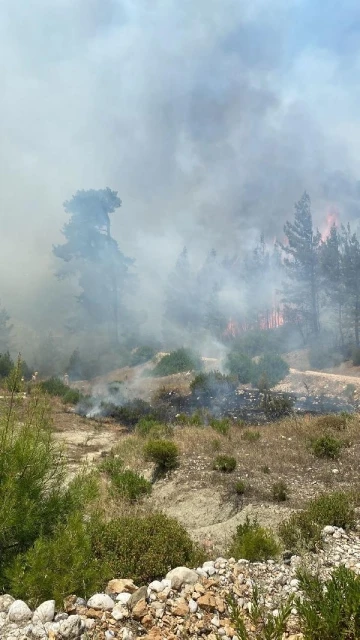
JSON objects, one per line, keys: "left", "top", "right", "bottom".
{"left": 130, "top": 346, "right": 156, "bottom": 366}
{"left": 279, "top": 491, "right": 355, "bottom": 552}
{"left": 144, "top": 439, "right": 179, "bottom": 472}
{"left": 352, "top": 346, "right": 360, "bottom": 366}
{"left": 235, "top": 480, "right": 246, "bottom": 495}
{"left": 272, "top": 480, "right": 288, "bottom": 502}
{"left": 210, "top": 417, "right": 231, "bottom": 436}
{"left": 227, "top": 588, "right": 293, "bottom": 640}
{"left": 136, "top": 417, "right": 173, "bottom": 439}
{"left": 39, "top": 376, "right": 69, "bottom": 397}
{"left": 212, "top": 455, "right": 237, "bottom": 473}
{"left": 104, "top": 398, "right": 157, "bottom": 428}
{"left": 310, "top": 435, "right": 343, "bottom": 459}
{"left": 190, "top": 371, "right": 237, "bottom": 398}
{"left": 262, "top": 393, "right": 294, "bottom": 420}
{"left": 226, "top": 351, "right": 253, "bottom": 383}
{"left": 210, "top": 438, "right": 221, "bottom": 452}
{"left": 229, "top": 516, "right": 280, "bottom": 562}
{"left": 110, "top": 469, "right": 152, "bottom": 502}
{"left": 62, "top": 388, "right": 81, "bottom": 405}
{"left": 0, "top": 352, "right": 14, "bottom": 379}
{"left": 189, "top": 411, "right": 204, "bottom": 426}
{"left": 151, "top": 348, "right": 202, "bottom": 377}
{"left": 92, "top": 512, "right": 203, "bottom": 585}
{"left": 251, "top": 353, "right": 289, "bottom": 388}
{"left": 315, "top": 414, "right": 347, "bottom": 431}
{"left": 296, "top": 565, "right": 360, "bottom": 640}
{"left": 7, "top": 514, "right": 103, "bottom": 607}
{"left": 242, "top": 429, "right": 261, "bottom": 442}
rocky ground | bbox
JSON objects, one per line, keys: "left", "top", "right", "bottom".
{"left": 2, "top": 524, "right": 360, "bottom": 640}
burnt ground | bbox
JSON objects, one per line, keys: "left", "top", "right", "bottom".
{"left": 50, "top": 357, "right": 360, "bottom": 553}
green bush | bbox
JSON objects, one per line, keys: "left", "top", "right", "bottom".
{"left": 62, "top": 388, "right": 81, "bottom": 405}
{"left": 279, "top": 491, "right": 355, "bottom": 553}
{"left": 229, "top": 516, "right": 280, "bottom": 562}
{"left": 92, "top": 512, "right": 203, "bottom": 585}
{"left": 227, "top": 588, "right": 292, "bottom": 640}
{"left": 242, "top": 429, "right": 261, "bottom": 442}
{"left": 235, "top": 480, "right": 247, "bottom": 495}
{"left": 190, "top": 371, "right": 237, "bottom": 397}
{"left": 0, "top": 352, "right": 14, "bottom": 379}
{"left": 39, "top": 376, "right": 70, "bottom": 397}
{"left": 104, "top": 398, "right": 157, "bottom": 428}
{"left": 210, "top": 417, "right": 231, "bottom": 436}
{"left": 212, "top": 455, "right": 237, "bottom": 473}
{"left": 210, "top": 438, "right": 221, "bottom": 452}
{"left": 7, "top": 514, "right": 104, "bottom": 607}
{"left": 251, "top": 353, "right": 289, "bottom": 388}
{"left": 310, "top": 435, "right": 343, "bottom": 459}
{"left": 262, "top": 393, "right": 294, "bottom": 420}
{"left": 315, "top": 414, "right": 348, "bottom": 431}
{"left": 136, "top": 417, "right": 173, "bottom": 439}
{"left": 110, "top": 469, "right": 152, "bottom": 502}
{"left": 151, "top": 348, "right": 202, "bottom": 377}
{"left": 130, "top": 346, "right": 156, "bottom": 366}
{"left": 272, "top": 480, "right": 288, "bottom": 502}
{"left": 296, "top": 565, "right": 360, "bottom": 640}
{"left": 144, "top": 439, "right": 179, "bottom": 472}
{"left": 226, "top": 351, "right": 253, "bottom": 383}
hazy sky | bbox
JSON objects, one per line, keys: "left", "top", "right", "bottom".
{"left": 1, "top": 0, "right": 360, "bottom": 327}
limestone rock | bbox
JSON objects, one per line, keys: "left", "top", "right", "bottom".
{"left": 58, "top": 614, "right": 85, "bottom": 639}
{"left": 0, "top": 595, "right": 15, "bottom": 613}
{"left": 87, "top": 593, "right": 114, "bottom": 611}
{"left": 166, "top": 566, "right": 199, "bottom": 590}
{"left": 197, "top": 592, "right": 217, "bottom": 611}
{"left": 106, "top": 578, "right": 137, "bottom": 594}
{"left": 128, "top": 585, "right": 148, "bottom": 610}
{"left": 32, "top": 600, "right": 55, "bottom": 624}
{"left": 132, "top": 598, "right": 147, "bottom": 620}
{"left": 8, "top": 600, "right": 32, "bottom": 623}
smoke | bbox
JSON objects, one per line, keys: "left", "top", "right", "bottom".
{"left": 1, "top": 0, "right": 360, "bottom": 353}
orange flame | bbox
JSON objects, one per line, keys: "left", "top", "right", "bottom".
{"left": 321, "top": 207, "right": 339, "bottom": 241}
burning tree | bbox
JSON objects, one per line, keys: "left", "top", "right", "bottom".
{"left": 53, "top": 188, "right": 134, "bottom": 345}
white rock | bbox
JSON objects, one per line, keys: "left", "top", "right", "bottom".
{"left": 122, "top": 629, "right": 134, "bottom": 640}
{"left": 203, "top": 561, "right": 215, "bottom": 568}
{"left": 105, "top": 631, "right": 115, "bottom": 639}
{"left": 290, "top": 579, "right": 299, "bottom": 588}
{"left": 207, "top": 566, "right": 216, "bottom": 576}
{"left": 87, "top": 593, "right": 114, "bottom": 611}
{"left": 84, "top": 618, "right": 96, "bottom": 630}
{"left": 323, "top": 525, "right": 336, "bottom": 535}
{"left": 188, "top": 599, "right": 198, "bottom": 613}
{"left": 196, "top": 568, "right": 208, "bottom": 578}
{"left": 116, "top": 592, "right": 131, "bottom": 605}
{"left": 148, "top": 580, "right": 165, "bottom": 593}
{"left": 33, "top": 600, "right": 55, "bottom": 624}
{"left": 166, "top": 567, "right": 199, "bottom": 590}
{"left": 58, "top": 614, "right": 85, "bottom": 639}
{"left": 0, "top": 595, "right": 15, "bottom": 613}
{"left": 332, "top": 468, "right": 340, "bottom": 474}
{"left": 112, "top": 605, "right": 125, "bottom": 621}
{"left": 30, "top": 625, "right": 47, "bottom": 639}
{"left": 8, "top": 600, "right": 32, "bottom": 623}
{"left": 211, "top": 615, "right": 220, "bottom": 627}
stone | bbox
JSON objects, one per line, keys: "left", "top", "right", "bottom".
{"left": 197, "top": 592, "right": 217, "bottom": 611}
{"left": 122, "top": 629, "right": 134, "bottom": 640}
{"left": 106, "top": 578, "right": 137, "bottom": 595}
{"left": 55, "top": 612, "right": 69, "bottom": 622}
{"left": 87, "top": 593, "right": 114, "bottom": 611}
{"left": 166, "top": 566, "right": 199, "bottom": 590}
{"left": 128, "top": 585, "right": 148, "bottom": 609}
{"left": 132, "top": 598, "right": 147, "bottom": 620}
{"left": 0, "top": 595, "right": 15, "bottom": 613}
{"left": 8, "top": 600, "right": 32, "bottom": 623}
{"left": 33, "top": 600, "right": 55, "bottom": 624}
{"left": 148, "top": 580, "right": 165, "bottom": 593}
{"left": 188, "top": 598, "right": 198, "bottom": 613}
{"left": 116, "top": 592, "right": 131, "bottom": 606}
{"left": 323, "top": 525, "right": 336, "bottom": 535}
{"left": 63, "top": 595, "right": 77, "bottom": 614}
{"left": 112, "top": 604, "right": 126, "bottom": 621}
{"left": 58, "top": 614, "right": 85, "bottom": 639}
{"left": 172, "top": 599, "right": 188, "bottom": 616}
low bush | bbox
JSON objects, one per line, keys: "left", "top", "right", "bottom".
{"left": 225, "top": 351, "right": 253, "bottom": 384}
{"left": 296, "top": 565, "right": 360, "bottom": 640}
{"left": 242, "top": 429, "right": 261, "bottom": 442}
{"left": 135, "top": 417, "right": 173, "bottom": 439}
{"left": 189, "top": 411, "right": 204, "bottom": 426}
{"left": 144, "top": 439, "right": 179, "bottom": 472}
{"left": 151, "top": 348, "right": 202, "bottom": 377}
{"left": 262, "top": 393, "right": 294, "bottom": 420}
{"left": 235, "top": 480, "right": 247, "bottom": 495}
{"left": 190, "top": 371, "right": 237, "bottom": 399}
{"left": 212, "top": 455, "right": 237, "bottom": 472}
{"left": 210, "top": 417, "right": 231, "bottom": 436}
{"left": 228, "top": 516, "right": 280, "bottom": 562}
{"left": 130, "top": 346, "right": 156, "bottom": 366}
{"left": 279, "top": 491, "right": 355, "bottom": 552}
{"left": 104, "top": 398, "right": 157, "bottom": 428}
{"left": 251, "top": 353, "right": 289, "bottom": 389}
{"left": 110, "top": 469, "right": 152, "bottom": 502}
{"left": 272, "top": 480, "right": 288, "bottom": 502}
{"left": 227, "top": 587, "right": 292, "bottom": 640}
{"left": 92, "top": 512, "right": 203, "bottom": 585}
{"left": 39, "top": 376, "right": 70, "bottom": 397}
{"left": 210, "top": 438, "right": 221, "bottom": 452}
{"left": 62, "top": 388, "right": 81, "bottom": 405}
{"left": 314, "top": 414, "right": 348, "bottom": 431}
{"left": 0, "top": 352, "right": 14, "bottom": 379}
{"left": 310, "top": 434, "right": 343, "bottom": 459}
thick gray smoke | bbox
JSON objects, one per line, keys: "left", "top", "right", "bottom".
{"left": 1, "top": 0, "right": 360, "bottom": 354}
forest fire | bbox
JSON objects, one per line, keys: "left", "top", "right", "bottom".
{"left": 321, "top": 207, "right": 339, "bottom": 240}
{"left": 223, "top": 307, "right": 285, "bottom": 338}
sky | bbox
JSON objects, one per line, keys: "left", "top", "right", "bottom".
{"left": 1, "top": 0, "right": 360, "bottom": 335}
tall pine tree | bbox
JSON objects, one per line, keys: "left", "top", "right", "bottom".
{"left": 281, "top": 192, "right": 321, "bottom": 337}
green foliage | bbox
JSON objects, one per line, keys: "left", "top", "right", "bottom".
{"left": 190, "top": 370, "right": 237, "bottom": 397}
{"left": 229, "top": 516, "right": 280, "bottom": 562}
{"left": 105, "top": 398, "right": 157, "bottom": 428}
{"left": 212, "top": 455, "right": 237, "bottom": 473}
{"left": 279, "top": 491, "right": 355, "bottom": 553}
{"left": 130, "top": 346, "right": 156, "bottom": 366}
{"left": 227, "top": 587, "right": 293, "bottom": 640}
{"left": 189, "top": 410, "right": 204, "bottom": 426}
{"left": 230, "top": 329, "right": 286, "bottom": 358}
{"left": 144, "top": 439, "right": 179, "bottom": 472}
{"left": 62, "top": 388, "right": 82, "bottom": 405}
{"left": 226, "top": 351, "right": 253, "bottom": 383}
{"left": 296, "top": 565, "right": 360, "bottom": 640}
{"left": 39, "top": 377, "right": 69, "bottom": 398}
{"left": 92, "top": 512, "right": 203, "bottom": 585}
{"left": 315, "top": 414, "right": 348, "bottom": 431}
{"left": 242, "top": 429, "right": 261, "bottom": 442}
{"left": 136, "top": 417, "right": 173, "bottom": 439}
{"left": 310, "top": 435, "right": 343, "bottom": 459}
{"left": 100, "top": 455, "right": 151, "bottom": 501}
{"left": 309, "top": 345, "right": 344, "bottom": 370}
{"left": 0, "top": 352, "right": 14, "bottom": 379}
{"left": 235, "top": 480, "right": 247, "bottom": 495}
{"left": 151, "top": 348, "right": 202, "bottom": 377}
{"left": 210, "top": 417, "right": 231, "bottom": 436}
{"left": 251, "top": 353, "right": 289, "bottom": 388}
{"left": 210, "top": 438, "right": 221, "bottom": 452}
{"left": 272, "top": 480, "right": 288, "bottom": 502}
{"left": 7, "top": 514, "right": 103, "bottom": 608}
{"left": 262, "top": 393, "right": 294, "bottom": 420}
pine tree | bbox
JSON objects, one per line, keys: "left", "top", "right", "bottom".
{"left": 340, "top": 224, "right": 360, "bottom": 347}
{"left": 281, "top": 192, "right": 321, "bottom": 337}
{"left": 0, "top": 304, "right": 12, "bottom": 353}
{"left": 320, "top": 224, "right": 345, "bottom": 347}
